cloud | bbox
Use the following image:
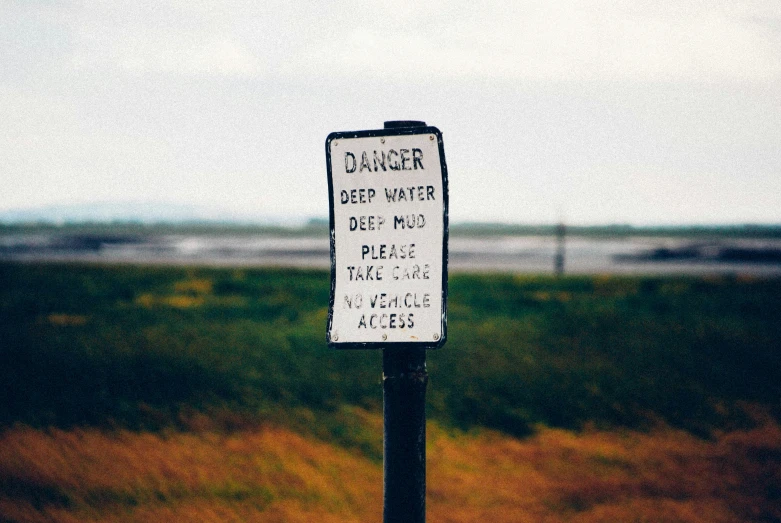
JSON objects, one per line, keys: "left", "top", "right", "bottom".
{"left": 70, "top": 32, "right": 262, "bottom": 77}
{"left": 61, "top": 2, "right": 264, "bottom": 78}
{"left": 118, "top": 36, "right": 261, "bottom": 77}
{"left": 13, "top": 1, "right": 779, "bottom": 83}
{"left": 3, "top": 0, "right": 780, "bottom": 223}
{"left": 292, "top": 0, "right": 781, "bottom": 83}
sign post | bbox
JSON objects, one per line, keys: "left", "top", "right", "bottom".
{"left": 325, "top": 120, "right": 448, "bottom": 522}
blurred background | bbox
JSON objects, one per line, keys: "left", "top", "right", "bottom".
{"left": 3, "top": 1, "right": 780, "bottom": 226}
{"left": 2, "top": 2, "right": 780, "bottom": 522}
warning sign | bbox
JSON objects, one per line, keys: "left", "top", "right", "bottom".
{"left": 325, "top": 125, "right": 448, "bottom": 349}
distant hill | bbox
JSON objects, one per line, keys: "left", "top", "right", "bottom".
{"left": 0, "top": 202, "right": 310, "bottom": 227}
{"left": 2, "top": 203, "right": 780, "bottom": 239}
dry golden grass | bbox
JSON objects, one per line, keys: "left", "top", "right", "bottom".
{"left": 427, "top": 420, "right": 781, "bottom": 522}
{"left": 0, "top": 424, "right": 379, "bottom": 522}
{"left": 1, "top": 415, "right": 779, "bottom": 522}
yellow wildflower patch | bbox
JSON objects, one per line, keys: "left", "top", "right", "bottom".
{"left": 46, "top": 314, "right": 88, "bottom": 326}
{"left": 174, "top": 278, "right": 213, "bottom": 295}
{"left": 164, "top": 295, "right": 205, "bottom": 308}
{"left": 135, "top": 293, "right": 204, "bottom": 309}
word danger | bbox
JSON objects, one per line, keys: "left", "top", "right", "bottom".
{"left": 345, "top": 149, "right": 424, "bottom": 173}
{"left": 340, "top": 186, "right": 436, "bottom": 205}
{"left": 346, "top": 264, "right": 430, "bottom": 281}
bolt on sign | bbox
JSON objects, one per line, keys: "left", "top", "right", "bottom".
{"left": 325, "top": 125, "right": 448, "bottom": 349}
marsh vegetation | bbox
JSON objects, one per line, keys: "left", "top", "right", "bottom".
{"left": 1, "top": 263, "right": 779, "bottom": 521}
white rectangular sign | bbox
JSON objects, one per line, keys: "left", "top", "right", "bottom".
{"left": 325, "top": 126, "right": 448, "bottom": 349}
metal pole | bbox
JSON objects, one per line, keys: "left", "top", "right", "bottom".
{"left": 382, "top": 120, "right": 428, "bottom": 523}
{"left": 383, "top": 347, "right": 427, "bottom": 523}
{"left": 555, "top": 221, "right": 566, "bottom": 276}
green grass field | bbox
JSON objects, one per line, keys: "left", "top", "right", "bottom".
{"left": 1, "top": 262, "right": 780, "bottom": 521}
{"left": 2, "top": 263, "right": 779, "bottom": 441}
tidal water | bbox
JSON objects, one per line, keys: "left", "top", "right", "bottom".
{"left": 3, "top": 231, "right": 781, "bottom": 275}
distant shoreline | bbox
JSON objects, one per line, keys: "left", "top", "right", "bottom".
{"left": 2, "top": 221, "right": 781, "bottom": 239}
{"left": 3, "top": 225, "right": 781, "bottom": 276}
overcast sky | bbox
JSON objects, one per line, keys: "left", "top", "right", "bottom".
{"left": 3, "top": 1, "right": 780, "bottom": 225}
